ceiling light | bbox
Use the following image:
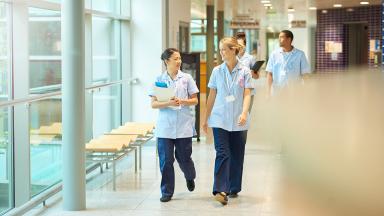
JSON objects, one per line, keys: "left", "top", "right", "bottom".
{"left": 360, "top": 1, "right": 370, "bottom": 5}
{"left": 309, "top": 7, "right": 317, "bottom": 10}
{"left": 288, "top": 8, "right": 295, "bottom": 12}
{"left": 347, "top": 8, "right": 354, "bottom": 12}
{"left": 261, "top": 0, "right": 270, "bottom": 3}
{"left": 264, "top": 3, "right": 272, "bottom": 7}
{"left": 322, "top": 10, "right": 328, "bottom": 13}
{"left": 333, "top": 4, "right": 342, "bottom": 8}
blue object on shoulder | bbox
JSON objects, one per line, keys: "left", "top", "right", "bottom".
{"left": 155, "top": 81, "right": 168, "bottom": 88}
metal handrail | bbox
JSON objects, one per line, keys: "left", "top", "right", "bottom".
{"left": 0, "top": 78, "right": 138, "bottom": 109}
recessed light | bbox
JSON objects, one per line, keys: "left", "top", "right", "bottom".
{"left": 360, "top": 1, "right": 369, "bottom": 5}
{"left": 322, "top": 10, "right": 328, "bottom": 13}
{"left": 261, "top": 0, "right": 270, "bottom": 3}
{"left": 333, "top": 4, "right": 342, "bottom": 8}
{"left": 264, "top": 3, "right": 272, "bottom": 7}
{"left": 309, "top": 7, "right": 317, "bottom": 10}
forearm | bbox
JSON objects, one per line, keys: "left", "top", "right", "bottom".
{"left": 180, "top": 97, "right": 198, "bottom": 106}
{"left": 204, "top": 91, "right": 216, "bottom": 122}
{"left": 151, "top": 101, "right": 170, "bottom": 109}
{"left": 267, "top": 72, "right": 273, "bottom": 93}
{"left": 242, "top": 89, "right": 251, "bottom": 114}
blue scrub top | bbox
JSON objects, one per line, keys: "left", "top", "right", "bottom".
{"left": 149, "top": 70, "right": 199, "bottom": 139}
{"left": 266, "top": 47, "right": 310, "bottom": 87}
{"left": 207, "top": 62, "right": 253, "bottom": 132}
{"left": 238, "top": 52, "right": 257, "bottom": 95}
{"left": 238, "top": 52, "right": 256, "bottom": 69}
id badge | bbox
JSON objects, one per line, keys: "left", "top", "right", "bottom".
{"left": 225, "top": 95, "right": 235, "bottom": 103}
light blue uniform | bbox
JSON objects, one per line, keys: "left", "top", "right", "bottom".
{"left": 207, "top": 62, "right": 253, "bottom": 131}
{"left": 149, "top": 70, "right": 199, "bottom": 198}
{"left": 207, "top": 61, "right": 253, "bottom": 196}
{"left": 238, "top": 52, "right": 257, "bottom": 97}
{"left": 149, "top": 70, "right": 199, "bottom": 139}
{"left": 266, "top": 47, "right": 310, "bottom": 87}
{"left": 238, "top": 52, "right": 256, "bottom": 69}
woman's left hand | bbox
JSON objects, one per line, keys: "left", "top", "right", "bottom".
{"left": 238, "top": 112, "right": 248, "bottom": 126}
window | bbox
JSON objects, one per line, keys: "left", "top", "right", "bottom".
{"left": 28, "top": 7, "right": 62, "bottom": 197}
{"left": 92, "top": 16, "right": 122, "bottom": 136}
{"left": 29, "top": 7, "right": 61, "bottom": 91}
{"left": 190, "top": 19, "right": 218, "bottom": 54}
{"left": 0, "top": 2, "right": 12, "bottom": 214}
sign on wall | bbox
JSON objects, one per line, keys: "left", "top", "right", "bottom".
{"left": 230, "top": 15, "right": 260, "bottom": 29}
{"left": 325, "top": 41, "right": 343, "bottom": 53}
{"left": 290, "top": 20, "right": 306, "bottom": 28}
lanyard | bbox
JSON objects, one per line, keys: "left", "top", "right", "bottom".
{"left": 282, "top": 50, "right": 294, "bottom": 71}
{"left": 224, "top": 65, "right": 239, "bottom": 94}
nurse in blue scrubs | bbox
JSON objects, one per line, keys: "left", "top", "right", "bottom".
{"left": 149, "top": 48, "right": 199, "bottom": 202}
{"left": 203, "top": 37, "right": 253, "bottom": 205}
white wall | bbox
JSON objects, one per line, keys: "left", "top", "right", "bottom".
{"left": 129, "top": 0, "right": 192, "bottom": 122}
{"left": 130, "top": 0, "right": 166, "bottom": 122}
{"left": 290, "top": 11, "right": 316, "bottom": 72}
{"left": 168, "top": 0, "right": 191, "bottom": 48}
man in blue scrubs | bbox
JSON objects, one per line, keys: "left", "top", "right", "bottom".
{"left": 266, "top": 30, "right": 310, "bottom": 96}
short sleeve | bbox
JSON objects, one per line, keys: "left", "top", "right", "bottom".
{"left": 265, "top": 53, "right": 274, "bottom": 73}
{"left": 300, "top": 52, "right": 310, "bottom": 74}
{"left": 244, "top": 69, "right": 254, "bottom": 89}
{"left": 187, "top": 75, "right": 199, "bottom": 96}
{"left": 250, "top": 56, "right": 257, "bottom": 69}
{"left": 207, "top": 67, "right": 218, "bottom": 89}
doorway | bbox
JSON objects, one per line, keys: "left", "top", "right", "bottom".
{"left": 346, "top": 23, "right": 368, "bottom": 66}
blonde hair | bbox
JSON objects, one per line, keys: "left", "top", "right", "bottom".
{"left": 220, "top": 37, "right": 242, "bottom": 55}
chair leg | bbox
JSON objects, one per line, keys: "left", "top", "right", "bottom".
{"left": 134, "top": 148, "right": 138, "bottom": 173}
{"left": 113, "top": 160, "right": 116, "bottom": 191}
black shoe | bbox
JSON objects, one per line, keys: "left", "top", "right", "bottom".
{"left": 186, "top": 180, "right": 195, "bottom": 192}
{"left": 160, "top": 195, "right": 172, "bottom": 202}
{"left": 228, "top": 192, "right": 238, "bottom": 198}
{"left": 214, "top": 192, "right": 228, "bottom": 205}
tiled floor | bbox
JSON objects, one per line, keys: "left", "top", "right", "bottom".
{"left": 24, "top": 137, "right": 282, "bottom": 216}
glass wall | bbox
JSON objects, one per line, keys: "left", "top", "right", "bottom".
{"left": 92, "top": 85, "right": 121, "bottom": 138}
{"left": 0, "top": 0, "right": 130, "bottom": 213}
{"left": 92, "top": 16, "right": 121, "bottom": 83}
{"left": 28, "top": 6, "right": 62, "bottom": 197}
{"left": 29, "top": 7, "right": 61, "bottom": 91}
{"left": 29, "top": 98, "right": 62, "bottom": 197}
{"left": 0, "top": 2, "right": 12, "bottom": 215}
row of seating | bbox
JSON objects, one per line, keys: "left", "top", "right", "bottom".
{"left": 85, "top": 122, "right": 154, "bottom": 190}
{"left": 30, "top": 122, "right": 155, "bottom": 190}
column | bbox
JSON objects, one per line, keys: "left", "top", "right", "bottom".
{"left": 62, "top": 0, "right": 86, "bottom": 210}
{"left": 206, "top": 0, "right": 215, "bottom": 94}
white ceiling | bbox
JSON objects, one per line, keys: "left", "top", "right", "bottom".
{"left": 191, "top": 0, "right": 381, "bottom": 30}
{"left": 191, "top": 0, "right": 381, "bottom": 19}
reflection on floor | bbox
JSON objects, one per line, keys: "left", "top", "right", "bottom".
{"left": 24, "top": 68, "right": 384, "bottom": 216}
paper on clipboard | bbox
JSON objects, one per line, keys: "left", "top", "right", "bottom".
{"left": 153, "top": 86, "right": 175, "bottom": 102}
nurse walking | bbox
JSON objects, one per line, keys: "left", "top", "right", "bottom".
{"left": 203, "top": 37, "right": 253, "bottom": 205}
{"left": 149, "top": 48, "right": 199, "bottom": 202}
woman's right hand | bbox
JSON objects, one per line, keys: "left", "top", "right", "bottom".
{"left": 168, "top": 97, "right": 180, "bottom": 106}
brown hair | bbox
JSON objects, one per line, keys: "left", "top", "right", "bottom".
{"left": 235, "top": 31, "right": 246, "bottom": 46}
{"left": 160, "top": 48, "right": 180, "bottom": 67}
{"left": 220, "top": 37, "right": 242, "bottom": 55}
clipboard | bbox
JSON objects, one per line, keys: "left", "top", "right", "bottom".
{"left": 153, "top": 86, "right": 175, "bottom": 102}
{"left": 251, "top": 60, "right": 265, "bottom": 72}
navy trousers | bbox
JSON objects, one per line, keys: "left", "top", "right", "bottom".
{"left": 212, "top": 128, "right": 247, "bottom": 195}
{"left": 157, "top": 137, "right": 196, "bottom": 196}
